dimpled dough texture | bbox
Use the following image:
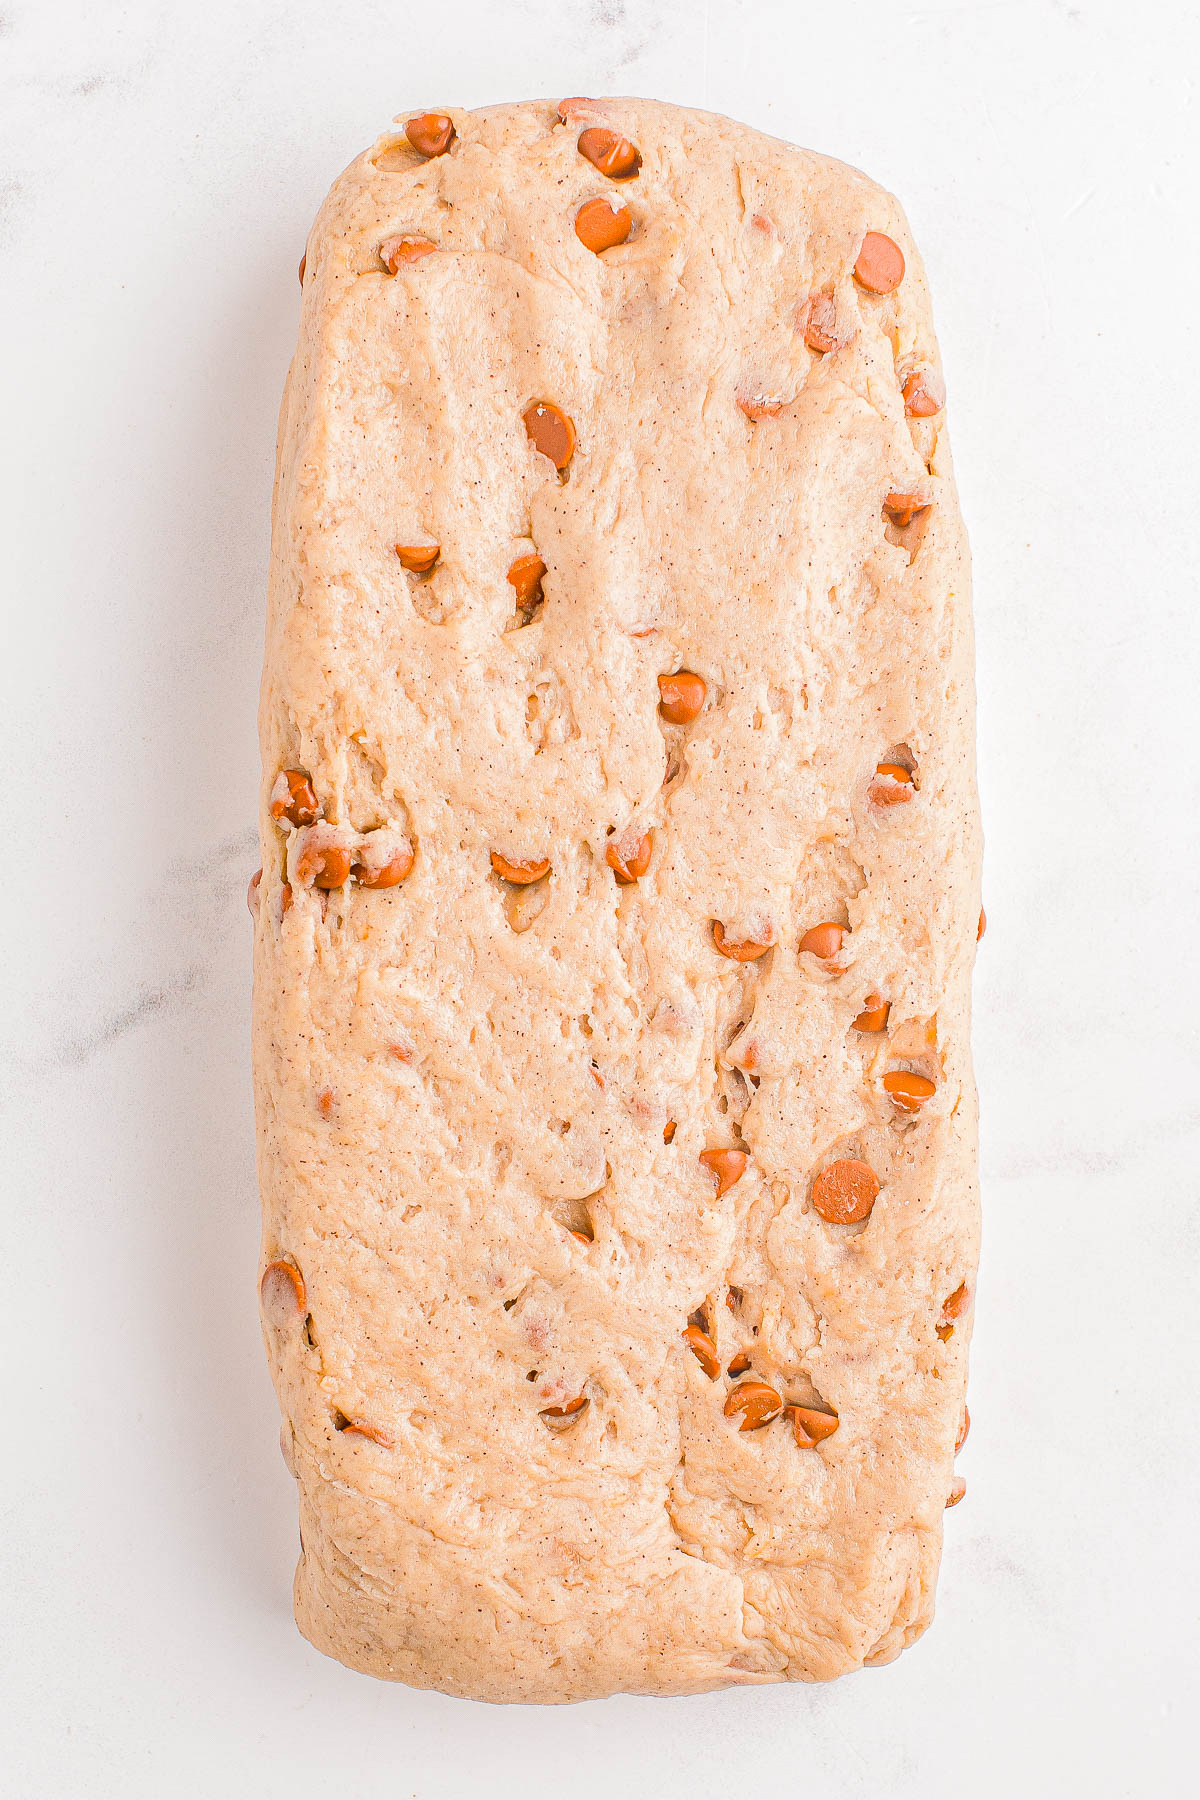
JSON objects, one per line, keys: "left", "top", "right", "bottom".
{"left": 253, "top": 97, "right": 981, "bottom": 1704}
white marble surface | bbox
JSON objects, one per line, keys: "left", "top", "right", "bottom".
{"left": 3, "top": 0, "right": 1197, "bottom": 1793}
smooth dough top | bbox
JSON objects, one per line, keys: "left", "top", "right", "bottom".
{"left": 253, "top": 96, "right": 981, "bottom": 1704}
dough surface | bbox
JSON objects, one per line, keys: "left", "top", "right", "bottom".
{"left": 253, "top": 96, "right": 981, "bottom": 1703}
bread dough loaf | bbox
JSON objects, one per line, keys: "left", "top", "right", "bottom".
{"left": 253, "top": 96, "right": 981, "bottom": 1703}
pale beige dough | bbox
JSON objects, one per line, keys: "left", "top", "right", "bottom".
{"left": 253, "top": 96, "right": 981, "bottom": 1703}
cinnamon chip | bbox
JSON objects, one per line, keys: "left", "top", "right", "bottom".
{"left": 577, "top": 127, "right": 641, "bottom": 180}
{"left": 657, "top": 670, "right": 706, "bottom": 724}
{"left": 575, "top": 196, "right": 632, "bottom": 252}
{"left": 799, "top": 921, "right": 845, "bottom": 967}
{"left": 523, "top": 401, "right": 576, "bottom": 469}
{"left": 260, "top": 1260, "right": 306, "bottom": 1327}
{"left": 737, "top": 393, "right": 784, "bottom": 422}
{"left": 801, "top": 291, "right": 841, "bottom": 352}
{"left": 852, "top": 992, "right": 890, "bottom": 1032}
{"left": 902, "top": 368, "right": 946, "bottom": 418}
{"left": 540, "top": 1395, "right": 589, "bottom": 1430}
{"left": 883, "top": 492, "right": 931, "bottom": 529}
{"left": 507, "top": 553, "right": 547, "bottom": 614}
{"left": 682, "top": 1326, "right": 721, "bottom": 1378}
{"left": 854, "top": 231, "right": 905, "bottom": 294}
{"left": 699, "top": 1148, "right": 748, "bottom": 1197}
{"left": 956, "top": 1404, "right": 971, "bottom": 1453}
{"left": 712, "top": 921, "right": 773, "bottom": 962}
{"left": 883, "top": 1070, "right": 937, "bottom": 1111}
{"left": 292, "top": 825, "right": 353, "bottom": 890}
{"left": 269, "top": 769, "right": 320, "bottom": 828}
{"left": 353, "top": 834, "right": 414, "bottom": 889}
{"left": 811, "top": 1158, "right": 880, "bottom": 1225}
{"left": 723, "top": 1381, "right": 783, "bottom": 1431}
{"left": 490, "top": 851, "right": 551, "bottom": 885}
{"left": 868, "top": 761, "right": 916, "bottom": 807}
{"left": 786, "top": 1404, "right": 839, "bottom": 1448}
{"left": 380, "top": 235, "right": 438, "bottom": 272}
{"left": 405, "top": 113, "right": 456, "bottom": 158}
{"left": 606, "top": 831, "right": 652, "bottom": 885}
{"left": 395, "top": 542, "right": 439, "bottom": 573}
{"left": 337, "top": 1419, "right": 394, "bottom": 1448}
